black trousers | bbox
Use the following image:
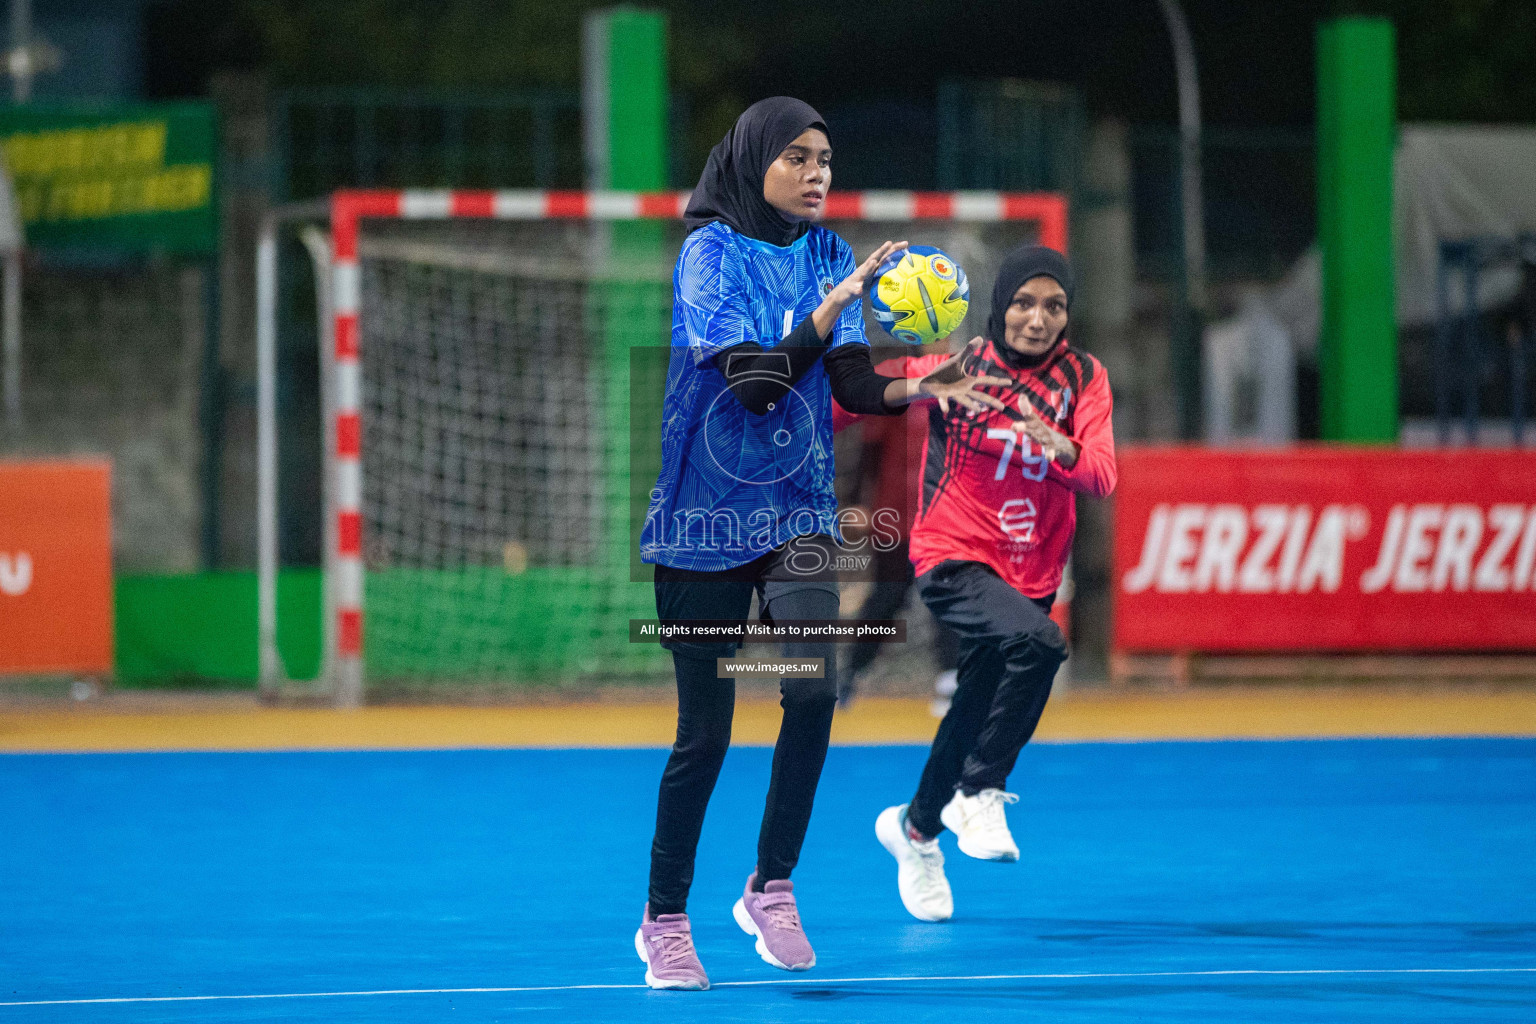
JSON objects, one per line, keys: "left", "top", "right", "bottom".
{"left": 906, "top": 560, "right": 1066, "bottom": 839}
{"left": 846, "top": 541, "right": 961, "bottom": 679}
{"left": 647, "top": 536, "right": 840, "bottom": 916}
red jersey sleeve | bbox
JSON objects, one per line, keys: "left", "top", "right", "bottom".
{"left": 1048, "top": 362, "right": 1117, "bottom": 497}
{"left": 832, "top": 400, "right": 860, "bottom": 433}
{"left": 900, "top": 351, "right": 950, "bottom": 384}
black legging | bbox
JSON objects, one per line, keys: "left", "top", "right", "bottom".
{"left": 647, "top": 584, "right": 838, "bottom": 916}
{"left": 905, "top": 560, "right": 1066, "bottom": 839}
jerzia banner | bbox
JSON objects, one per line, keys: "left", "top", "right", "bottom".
{"left": 1113, "top": 447, "right": 1536, "bottom": 652}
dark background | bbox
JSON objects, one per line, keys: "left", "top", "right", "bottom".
{"left": 145, "top": 0, "right": 1536, "bottom": 138}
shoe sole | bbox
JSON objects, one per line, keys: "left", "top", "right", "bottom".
{"left": 874, "top": 806, "right": 953, "bottom": 923}
{"left": 940, "top": 804, "right": 1020, "bottom": 862}
{"left": 634, "top": 927, "right": 708, "bottom": 990}
{"left": 732, "top": 898, "right": 815, "bottom": 971}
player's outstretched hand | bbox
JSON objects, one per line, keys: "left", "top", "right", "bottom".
{"left": 917, "top": 338, "right": 1013, "bottom": 416}
{"left": 1013, "top": 394, "right": 1080, "bottom": 468}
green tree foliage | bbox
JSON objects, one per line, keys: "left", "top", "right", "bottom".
{"left": 1390, "top": 0, "right": 1536, "bottom": 121}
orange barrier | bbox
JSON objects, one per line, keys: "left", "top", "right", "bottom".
{"left": 0, "top": 460, "right": 112, "bottom": 674}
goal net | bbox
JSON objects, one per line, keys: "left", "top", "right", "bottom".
{"left": 285, "top": 189, "right": 1066, "bottom": 700}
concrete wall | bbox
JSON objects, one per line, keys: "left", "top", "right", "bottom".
{"left": 3, "top": 261, "right": 205, "bottom": 571}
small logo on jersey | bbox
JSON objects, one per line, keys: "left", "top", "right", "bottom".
{"left": 997, "top": 498, "right": 1038, "bottom": 544}
{"left": 820, "top": 276, "right": 834, "bottom": 298}
{"left": 1053, "top": 386, "right": 1073, "bottom": 424}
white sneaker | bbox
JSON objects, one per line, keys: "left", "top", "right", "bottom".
{"left": 940, "top": 789, "right": 1020, "bottom": 861}
{"left": 875, "top": 804, "right": 953, "bottom": 922}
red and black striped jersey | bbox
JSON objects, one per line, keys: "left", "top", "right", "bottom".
{"left": 904, "top": 338, "right": 1117, "bottom": 598}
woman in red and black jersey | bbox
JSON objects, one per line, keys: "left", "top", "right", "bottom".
{"left": 873, "top": 245, "right": 1117, "bottom": 923}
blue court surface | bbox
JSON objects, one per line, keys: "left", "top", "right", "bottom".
{"left": 3, "top": 738, "right": 1534, "bottom": 1022}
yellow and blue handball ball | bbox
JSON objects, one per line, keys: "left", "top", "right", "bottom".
{"left": 870, "top": 244, "right": 970, "bottom": 345}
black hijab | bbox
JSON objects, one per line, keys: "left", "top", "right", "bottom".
{"left": 986, "top": 244, "right": 1075, "bottom": 368}
{"left": 683, "top": 97, "right": 829, "bottom": 247}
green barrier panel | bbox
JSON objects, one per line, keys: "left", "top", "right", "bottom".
{"left": 363, "top": 567, "right": 666, "bottom": 682}
{"left": 115, "top": 571, "right": 321, "bottom": 685}
{"left": 115, "top": 568, "right": 666, "bottom": 687}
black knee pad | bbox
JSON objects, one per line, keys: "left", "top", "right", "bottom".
{"left": 779, "top": 640, "right": 836, "bottom": 705}
{"left": 780, "top": 673, "right": 837, "bottom": 707}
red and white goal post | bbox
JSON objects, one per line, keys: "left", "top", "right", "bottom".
{"left": 258, "top": 189, "right": 1067, "bottom": 705}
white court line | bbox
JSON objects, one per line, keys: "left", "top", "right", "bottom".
{"left": 2, "top": 968, "right": 1534, "bottom": 1007}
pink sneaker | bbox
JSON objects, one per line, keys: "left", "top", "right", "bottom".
{"left": 731, "top": 873, "right": 816, "bottom": 971}
{"left": 635, "top": 904, "right": 709, "bottom": 990}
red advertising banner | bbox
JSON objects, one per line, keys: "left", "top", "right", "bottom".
{"left": 0, "top": 460, "right": 113, "bottom": 674}
{"left": 1113, "top": 447, "right": 1536, "bottom": 652}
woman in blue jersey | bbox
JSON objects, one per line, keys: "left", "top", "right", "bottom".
{"left": 634, "top": 97, "right": 1008, "bottom": 990}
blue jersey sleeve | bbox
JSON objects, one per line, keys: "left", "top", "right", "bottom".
{"left": 675, "top": 230, "right": 759, "bottom": 366}
{"left": 829, "top": 238, "right": 869, "bottom": 350}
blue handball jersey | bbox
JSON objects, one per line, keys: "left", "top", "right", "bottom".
{"left": 640, "top": 220, "right": 868, "bottom": 571}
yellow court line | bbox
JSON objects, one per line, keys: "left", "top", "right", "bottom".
{"left": 1, "top": 687, "right": 1534, "bottom": 752}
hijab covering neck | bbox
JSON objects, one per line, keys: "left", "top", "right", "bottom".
{"left": 683, "top": 97, "right": 829, "bottom": 247}
{"left": 986, "top": 244, "right": 1075, "bottom": 369}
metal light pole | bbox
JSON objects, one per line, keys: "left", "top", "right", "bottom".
{"left": 1157, "top": 0, "right": 1207, "bottom": 438}
{"left": 2, "top": 0, "right": 29, "bottom": 431}
{"left": 8, "top": 0, "right": 30, "bottom": 102}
